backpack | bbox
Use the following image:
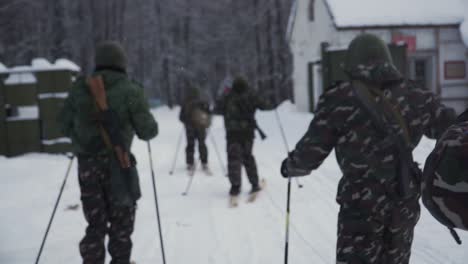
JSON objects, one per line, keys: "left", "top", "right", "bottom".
{"left": 422, "top": 121, "right": 468, "bottom": 244}
{"left": 190, "top": 103, "right": 212, "bottom": 129}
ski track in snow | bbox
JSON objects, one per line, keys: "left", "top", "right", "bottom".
{"left": 1, "top": 103, "right": 468, "bottom": 264}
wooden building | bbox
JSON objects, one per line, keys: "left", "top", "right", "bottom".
{"left": 289, "top": 0, "right": 468, "bottom": 112}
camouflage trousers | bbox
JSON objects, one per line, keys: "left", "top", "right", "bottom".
{"left": 78, "top": 156, "right": 136, "bottom": 264}
{"left": 336, "top": 196, "right": 420, "bottom": 264}
{"left": 185, "top": 127, "right": 208, "bottom": 165}
{"left": 227, "top": 137, "right": 259, "bottom": 187}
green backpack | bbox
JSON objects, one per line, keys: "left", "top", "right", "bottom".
{"left": 422, "top": 120, "right": 468, "bottom": 244}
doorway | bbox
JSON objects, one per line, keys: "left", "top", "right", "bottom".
{"left": 409, "top": 54, "right": 436, "bottom": 92}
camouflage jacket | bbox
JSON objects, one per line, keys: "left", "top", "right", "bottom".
{"left": 58, "top": 70, "right": 158, "bottom": 156}
{"left": 215, "top": 89, "right": 273, "bottom": 138}
{"left": 422, "top": 119, "right": 468, "bottom": 230}
{"left": 179, "top": 98, "right": 210, "bottom": 128}
{"left": 288, "top": 79, "right": 455, "bottom": 201}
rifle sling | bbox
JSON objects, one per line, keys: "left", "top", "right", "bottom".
{"left": 352, "top": 80, "right": 411, "bottom": 145}
{"left": 88, "top": 76, "right": 130, "bottom": 169}
{"left": 352, "top": 80, "right": 415, "bottom": 198}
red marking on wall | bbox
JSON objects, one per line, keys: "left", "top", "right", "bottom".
{"left": 392, "top": 35, "right": 416, "bottom": 52}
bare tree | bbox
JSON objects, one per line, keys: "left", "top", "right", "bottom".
{"left": 0, "top": 0, "right": 294, "bottom": 105}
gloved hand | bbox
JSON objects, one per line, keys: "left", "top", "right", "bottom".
{"left": 281, "top": 158, "right": 290, "bottom": 178}
{"left": 280, "top": 151, "right": 310, "bottom": 178}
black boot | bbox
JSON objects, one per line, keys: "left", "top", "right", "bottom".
{"left": 250, "top": 184, "right": 261, "bottom": 194}
{"left": 229, "top": 185, "right": 241, "bottom": 196}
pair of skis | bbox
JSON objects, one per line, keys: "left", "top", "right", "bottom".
{"left": 229, "top": 179, "right": 266, "bottom": 208}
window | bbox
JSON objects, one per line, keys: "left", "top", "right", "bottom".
{"left": 414, "top": 59, "right": 427, "bottom": 87}
{"left": 309, "top": 0, "right": 315, "bottom": 21}
{"left": 445, "top": 61, "right": 466, "bottom": 80}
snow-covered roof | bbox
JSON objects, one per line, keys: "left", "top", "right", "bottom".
{"left": 326, "top": 0, "right": 466, "bottom": 28}
{"left": 0, "top": 58, "right": 80, "bottom": 76}
{"left": 31, "top": 58, "right": 80, "bottom": 72}
{"left": 4, "top": 66, "right": 37, "bottom": 85}
{"left": 1, "top": 58, "right": 80, "bottom": 85}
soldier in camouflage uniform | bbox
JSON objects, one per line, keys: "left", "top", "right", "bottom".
{"left": 58, "top": 41, "right": 158, "bottom": 264}
{"left": 281, "top": 34, "right": 455, "bottom": 264}
{"left": 179, "top": 86, "right": 210, "bottom": 170}
{"left": 215, "top": 77, "right": 273, "bottom": 195}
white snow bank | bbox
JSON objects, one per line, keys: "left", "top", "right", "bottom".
{"left": 1, "top": 105, "right": 468, "bottom": 263}
{"left": 0, "top": 62, "right": 7, "bottom": 73}
{"left": 6, "top": 106, "right": 39, "bottom": 121}
{"left": 4, "top": 66, "right": 37, "bottom": 85}
{"left": 32, "top": 58, "right": 80, "bottom": 72}
{"left": 327, "top": 0, "right": 465, "bottom": 28}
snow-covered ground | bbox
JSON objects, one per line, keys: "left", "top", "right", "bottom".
{"left": 1, "top": 103, "right": 467, "bottom": 264}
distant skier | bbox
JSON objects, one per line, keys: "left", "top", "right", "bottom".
{"left": 281, "top": 34, "right": 455, "bottom": 264}
{"left": 58, "top": 41, "right": 158, "bottom": 264}
{"left": 214, "top": 77, "right": 272, "bottom": 204}
{"left": 179, "top": 86, "right": 212, "bottom": 175}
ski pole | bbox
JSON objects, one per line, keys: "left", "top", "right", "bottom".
{"left": 147, "top": 142, "right": 167, "bottom": 264}
{"left": 284, "top": 175, "right": 292, "bottom": 264}
{"left": 169, "top": 128, "right": 184, "bottom": 175}
{"left": 208, "top": 132, "right": 227, "bottom": 176}
{"left": 273, "top": 108, "right": 298, "bottom": 264}
{"left": 181, "top": 166, "right": 196, "bottom": 196}
{"left": 35, "top": 154, "right": 75, "bottom": 264}
{"left": 274, "top": 109, "right": 303, "bottom": 188}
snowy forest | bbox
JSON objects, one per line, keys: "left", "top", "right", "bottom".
{"left": 0, "top": 0, "right": 294, "bottom": 105}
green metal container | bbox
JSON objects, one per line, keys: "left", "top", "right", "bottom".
{"left": 5, "top": 119, "right": 41, "bottom": 157}
{"left": 36, "top": 70, "right": 73, "bottom": 93}
{"left": 0, "top": 77, "right": 6, "bottom": 155}
{"left": 0, "top": 64, "right": 78, "bottom": 156}
{"left": 4, "top": 83, "right": 37, "bottom": 106}
{"left": 39, "top": 98, "right": 66, "bottom": 140}
{"left": 36, "top": 70, "right": 76, "bottom": 154}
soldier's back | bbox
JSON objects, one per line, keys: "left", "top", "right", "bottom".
{"left": 63, "top": 70, "right": 154, "bottom": 155}
{"left": 317, "top": 79, "right": 452, "bottom": 180}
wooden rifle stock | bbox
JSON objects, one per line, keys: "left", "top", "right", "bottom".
{"left": 88, "top": 76, "right": 131, "bottom": 169}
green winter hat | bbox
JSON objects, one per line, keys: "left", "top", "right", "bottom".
{"left": 95, "top": 41, "right": 127, "bottom": 70}
{"left": 232, "top": 77, "right": 249, "bottom": 93}
{"left": 344, "top": 34, "right": 402, "bottom": 83}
